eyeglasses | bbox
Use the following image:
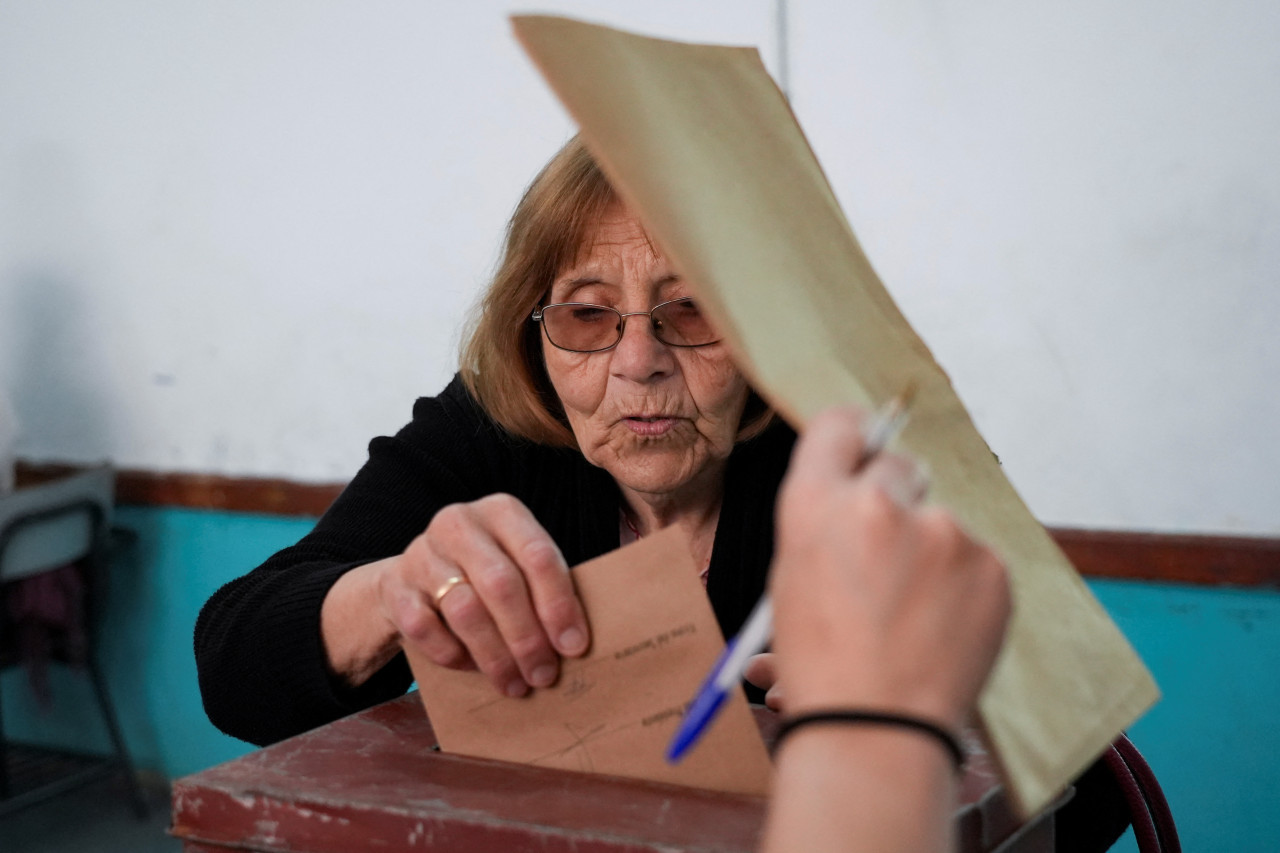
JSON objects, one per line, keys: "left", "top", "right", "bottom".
{"left": 531, "top": 297, "right": 720, "bottom": 353}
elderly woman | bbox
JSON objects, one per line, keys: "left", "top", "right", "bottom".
{"left": 195, "top": 137, "right": 1128, "bottom": 852}
{"left": 197, "top": 136, "right": 783, "bottom": 734}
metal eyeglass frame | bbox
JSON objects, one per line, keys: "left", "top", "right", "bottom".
{"left": 530, "top": 297, "right": 721, "bottom": 353}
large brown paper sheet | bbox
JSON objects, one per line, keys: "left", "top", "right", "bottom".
{"left": 512, "top": 14, "right": 1158, "bottom": 817}
{"left": 408, "top": 528, "right": 773, "bottom": 797}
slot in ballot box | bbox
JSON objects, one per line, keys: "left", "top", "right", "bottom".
{"left": 171, "top": 693, "right": 1059, "bottom": 852}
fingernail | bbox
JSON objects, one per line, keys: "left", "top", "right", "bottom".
{"left": 505, "top": 678, "right": 529, "bottom": 698}
{"left": 558, "top": 627, "right": 587, "bottom": 655}
{"left": 530, "top": 664, "right": 557, "bottom": 688}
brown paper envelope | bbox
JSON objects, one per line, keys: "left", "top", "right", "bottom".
{"left": 511, "top": 14, "right": 1158, "bottom": 817}
{"left": 408, "top": 528, "right": 773, "bottom": 797}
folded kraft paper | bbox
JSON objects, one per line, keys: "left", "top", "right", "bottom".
{"left": 512, "top": 14, "right": 1158, "bottom": 818}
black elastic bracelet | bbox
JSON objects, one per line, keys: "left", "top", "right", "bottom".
{"left": 773, "top": 710, "right": 967, "bottom": 772}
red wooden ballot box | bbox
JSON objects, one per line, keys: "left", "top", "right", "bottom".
{"left": 171, "top": 693, "right": 1058, "bottom": 852}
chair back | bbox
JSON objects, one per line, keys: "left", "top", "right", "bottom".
{"left": 0, "top": 465, "right": 115, "bottom": 582}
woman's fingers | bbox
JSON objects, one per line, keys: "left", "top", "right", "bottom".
{"left": 438, "top": 506, "right": 563, "bottom": 691}
{"left": 390, "top": 493, "right": 589, "bottom": 699}
{"left": 381, "top": 566, "right": 471, "bottom": 670}
{"left": 393, "top": 527, "right": 533, "bottom": 696}
{"left": 434, "top": 577, "right": 538, "bottom": 697}
{"left": 478, "top": 495, "right": 590, "bottom": 658}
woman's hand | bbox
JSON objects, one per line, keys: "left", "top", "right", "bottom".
{"left": 770, "top": 407, "right": 1010, "bottom": 732}
{"left": 386, "top": 493, "right": 591, "bottom": 697}
{"left": 321, "top": 493, "right": 590, "bottom": 698}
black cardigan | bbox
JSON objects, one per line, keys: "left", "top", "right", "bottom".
{"left": 193, "top": 374, "right": 1127, "bottom": 851}
{"left": 195, "top": 374, "right": 793, "bottom": 745}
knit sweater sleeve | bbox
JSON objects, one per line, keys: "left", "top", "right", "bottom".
{"left": 194, "top": 375, "right": 513, "bottom": 746}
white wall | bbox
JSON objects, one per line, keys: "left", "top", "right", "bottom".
{"left": 1, "top": 1, "right": 1275, "bottom": 535}
{"left": 788, "top": 0, "right": 1280, "bottom": 534}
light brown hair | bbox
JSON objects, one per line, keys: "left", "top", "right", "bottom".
{"left": 460, "top": 135, "right": 772, "bottom": 447}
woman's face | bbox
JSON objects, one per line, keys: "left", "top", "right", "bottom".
{"left": 541, "top": 205, "right": 749, "bottom": 502}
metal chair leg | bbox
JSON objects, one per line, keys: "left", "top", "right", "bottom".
{"left": 85, "top": 656, "right": 149, "bottom": 819}
{"left": 0, "top": 674, "right": 9, "bottom": 800}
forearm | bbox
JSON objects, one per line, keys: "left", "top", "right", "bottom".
{"left": 319, "top": 556, "right": 403, "bottom": 687}
{"left": 196, "top": 555, "right": 413, "bottom": 745}
{"left": 763, "top": 726, "right": 957, "bottom": 853}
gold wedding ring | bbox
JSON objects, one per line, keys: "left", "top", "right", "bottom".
{"left": 430, "top": 575, "right": 469, "bottom": 610}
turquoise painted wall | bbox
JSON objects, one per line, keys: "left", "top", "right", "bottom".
{"left": 1, "top": 506, "right": 310, "bottom": 777}
{"left": 3, "top": 506, "right": 1277, "bottom": 850}
{"left": 1090, "top": 579, "right": 1280, "bottom": 853}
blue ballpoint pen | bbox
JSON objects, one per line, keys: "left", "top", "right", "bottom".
{"left": 666, "top": 387, "right": 916, "bottom": 763}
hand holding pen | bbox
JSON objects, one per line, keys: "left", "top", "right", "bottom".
{"left": 765, "top": 399, "right": 1008, "bottom": 736}
{"left": 668, "top": 388, "right": 919, "bottom": 762}
{"left": 760, "top": 406, "right": 1010, "bottom": 853}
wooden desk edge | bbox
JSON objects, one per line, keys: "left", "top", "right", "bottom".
{"left": 171, "top": 694, "right": 1049, "bottom": 853}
